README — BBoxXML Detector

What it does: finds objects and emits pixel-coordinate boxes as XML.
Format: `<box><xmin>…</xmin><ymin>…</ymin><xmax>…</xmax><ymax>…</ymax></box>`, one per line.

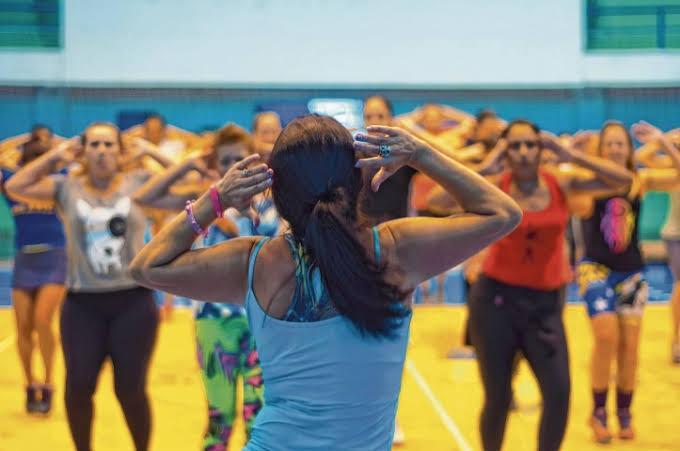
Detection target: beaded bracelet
<box><xmin>209</xmin><ymin>185</ymin><xmax>224</xmax><ymax>218</ymax></box>
<box><xmin>185</xmin><ymin>200</ymin><xmax>208</xmax><ymax>237</ymax></box>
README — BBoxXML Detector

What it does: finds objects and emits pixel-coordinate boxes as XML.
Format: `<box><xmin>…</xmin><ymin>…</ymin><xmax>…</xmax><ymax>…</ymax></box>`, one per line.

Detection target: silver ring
<box><xmin>242</xmin><ymin>169</ymin><xmax>251</xmax><ymax>177</ymax></box>
<box><xmin>379</xmin><ymin>144</ymin><xmax>391</xmax><ymax>158</ymax></box>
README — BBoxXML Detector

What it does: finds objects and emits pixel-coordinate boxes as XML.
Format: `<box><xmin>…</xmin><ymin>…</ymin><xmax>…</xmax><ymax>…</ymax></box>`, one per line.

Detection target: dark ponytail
<box><xmin>270</xmin><ymin>114</ymin><xmax>407</xmax><ymax>337</ymax></box>
<box><xmin>303</xmin><ymin>187</ymin><xmax>406</xmax><ymax>337</ymax></box>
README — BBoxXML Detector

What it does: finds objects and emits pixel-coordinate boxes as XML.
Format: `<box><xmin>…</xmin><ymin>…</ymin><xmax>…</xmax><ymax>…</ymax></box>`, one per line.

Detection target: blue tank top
<box><xmin>1</xmin><ymin>168</ymin><xmax>65</xmax><ymax>251</ymax></box>
<box><xmin>244</xmin><ymin>228</ymin><xmax>412</xmax><ymax>450</ymax></box>
<box><xmin>195</xmin><ymin>205</ymin><xmax>282</xmax><ymax>320</ymax></box>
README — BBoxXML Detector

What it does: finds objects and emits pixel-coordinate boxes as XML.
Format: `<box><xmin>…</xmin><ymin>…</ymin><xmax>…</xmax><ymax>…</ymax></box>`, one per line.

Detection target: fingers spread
<box><xmin>354</xmin><ymin>133</ymin><xmax>386</xmax><ymax>145</ymax></box>
<box><xmin>235</xmin><ymin>154</ymin><xmax>261</xmax><ymax>169</ymax></box>
<box><xmin>241</xmin><ymin>178</ymin><xmax>273</xmax><ymax>199</ymax></box>
<box><xmin>353</xmin><ymin>141</ymin><xmax>380</xmax><ymax>155</ymax></box>
<box><xmin>355</xmin><ymin>156</ymin><xmax>386</xmax><ymax>169</ymax></box>
<box><xmin>371</xmin><ymin>167</ymin><xmax>395</xmax><ymax>192</ymax></box>
<box><xmin>245</xmin><ymin>163</ymin><xmax>269</xmax><ymax>175</ymax></box>
<box><xmin>366</xmin><ymin>125</ymin><xmax>400</xmax><ymax>136</ymax></box>
<box><xmin>239</xmin><ymin>169</ymin><xmax>273</xmax><ymax>188</ymax></box>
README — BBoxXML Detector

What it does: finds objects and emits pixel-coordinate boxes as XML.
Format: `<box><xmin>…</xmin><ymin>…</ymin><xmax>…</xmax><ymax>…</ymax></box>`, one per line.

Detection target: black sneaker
<box><xmin>36</xmin><ymin>385</ymin><xmax>53</xmax><ymax>414</ymax></box>
<box><xmin>26</xmin><ymin>385</ymin><xmax>40</xmax><ymax>413</ymax></box>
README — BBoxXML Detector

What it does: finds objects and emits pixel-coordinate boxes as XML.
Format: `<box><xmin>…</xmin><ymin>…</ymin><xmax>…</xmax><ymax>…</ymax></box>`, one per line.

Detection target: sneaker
<box><xmin>618</xmin><ymin>409</ymin><xmax>635</xmax><ymax>440</ymax></box>
<box><xmin>589</xmin><ymin>408</ymin><xmax>612</xmax><ymax>444</ymax></box>
<box><xmin>393</xmin><ymin>421</ymin><xmax>405</xmax><ymax>446</ymax></box>
<box><xmin>36</xmin><ymin>385</ymin><xmax>53</xmax><ymax>414</ymax></box>
<box><xmin>25</xmin><ymin>385</ymin><xmax>40</xmax><ymax>414</ymax></box>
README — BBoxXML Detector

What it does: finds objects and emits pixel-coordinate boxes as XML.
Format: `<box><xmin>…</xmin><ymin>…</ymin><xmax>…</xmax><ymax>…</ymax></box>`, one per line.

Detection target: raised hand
<box><xmin>51</xmin><ymin>137</ymin><xmax>82</xmax><ymax>164</ymax></box>
<box><xmin>353</xmin><ymin>125</ymin><xmax>426</xmax><ymax>192</ymax></box>
<box><xmin>541</xmin><ymin>131</ymin><xmax>574</xmax><ymax>162</ymax></box>
<box><xmin>631</xmin><ymin>121</ymin><xmax>664</xmax><ymax>144</ymax></box>
<box><xmin>214</xmin><ymin>154</ymin><xmax>273</xmax><ymax>212</ymax></box>
<box><xmin>130</xmin><ymin>137</ymin><xmax>158</xmax><ymax>157</ymax></box>
<box><xmin>570</xmin><ymin>130</ymin><xmax>596</xmax><ymax>152</ymax></box>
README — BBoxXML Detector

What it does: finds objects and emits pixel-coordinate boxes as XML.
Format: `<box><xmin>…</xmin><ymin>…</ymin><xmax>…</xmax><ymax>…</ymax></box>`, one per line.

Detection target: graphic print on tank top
<box><xmin>75</xmin><ymin>197</ymin><xmax>130</xmax><ymax>275</ymax></box>
<box><xmin>600</xmin><ymin>197</ymin><xmax>635</xmax><ymax>254</ymax></box>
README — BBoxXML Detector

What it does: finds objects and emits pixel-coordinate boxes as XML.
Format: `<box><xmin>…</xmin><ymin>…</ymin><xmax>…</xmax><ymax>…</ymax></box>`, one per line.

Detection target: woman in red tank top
<box><xmin>468</xmin><ymin>120</ymin><xmax>634</xmax><ymax>451</ymax></box>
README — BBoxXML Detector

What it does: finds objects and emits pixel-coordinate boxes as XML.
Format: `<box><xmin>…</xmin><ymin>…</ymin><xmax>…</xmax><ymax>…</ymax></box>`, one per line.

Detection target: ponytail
<box><xmin>269</xmin><ymin>114</ymin><xmax>408</xmax><ymax>338</ymax></box>
<box><xmin>302</xmin><ymin>187</ymin><xmax>407</xmax><ymax>337</ymax></box>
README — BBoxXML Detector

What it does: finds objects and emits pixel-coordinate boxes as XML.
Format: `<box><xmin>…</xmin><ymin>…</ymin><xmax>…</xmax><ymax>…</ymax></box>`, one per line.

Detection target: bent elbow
<box><xmin>499</xmin><ymin>203</ymin><xmax>523</xmax><ymax>235</ymax></box>
<box><xmin>4</xmin><ymin>179</ymin><xmax>20</xmax><ymax>199</ymax></box>
<box><xmin>128</xmin><ymin>257</ymin><xmax>149</xmax><ymax>286</ymax></box>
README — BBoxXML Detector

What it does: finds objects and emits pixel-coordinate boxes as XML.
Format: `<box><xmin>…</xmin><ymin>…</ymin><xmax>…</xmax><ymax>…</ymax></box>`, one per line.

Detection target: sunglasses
<box><xmin>89</xmin><ymin>141</ymin><xmax>116</xmax><ymax>148</ymax></box>
<box><xmin>507</xmin><ymin>140</ymin><xmax>539</xmax><ymax>151</ymax></box>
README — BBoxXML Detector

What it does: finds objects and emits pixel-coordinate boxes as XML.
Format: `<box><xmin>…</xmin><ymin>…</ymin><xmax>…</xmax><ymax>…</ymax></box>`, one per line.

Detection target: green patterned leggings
<box><xmin>195</xmin><ymin>314</ymin><xmax>264</xmax><ymax>450</ymax></box>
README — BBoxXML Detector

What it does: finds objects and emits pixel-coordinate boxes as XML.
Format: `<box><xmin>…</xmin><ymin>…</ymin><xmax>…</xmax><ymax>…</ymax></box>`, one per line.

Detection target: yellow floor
<box><xmin>1</xmin><ymin>304</ymin><xmax>679</xmax><ymax>451</ymax></box>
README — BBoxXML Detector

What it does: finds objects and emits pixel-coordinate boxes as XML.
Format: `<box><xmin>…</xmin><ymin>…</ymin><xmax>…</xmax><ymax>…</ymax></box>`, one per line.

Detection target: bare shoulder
<box><xmin>252</xmin><ymin>235</ymin><xmax>297</xmax><ymax>318</ymax></box>
<box><xmin>373</xmin><ymin>222</ymin><xmax>412</xmax><ymax>291</ymax></box>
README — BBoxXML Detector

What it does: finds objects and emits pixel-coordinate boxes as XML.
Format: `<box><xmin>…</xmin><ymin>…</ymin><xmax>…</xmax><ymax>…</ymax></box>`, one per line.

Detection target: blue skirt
<box><xmin>12</xmin><ymin>247</ymin><xmax>67</xmax><ymax>289</ymax></box>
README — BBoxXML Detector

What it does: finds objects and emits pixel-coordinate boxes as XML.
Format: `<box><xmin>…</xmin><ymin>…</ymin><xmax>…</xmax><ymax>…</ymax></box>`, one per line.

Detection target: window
<box><xmin>0</xmin><ymin>0</ymin><xmax>61</xmax><ymax>48</ymax></box>
<box><xmin>307</xmin><ymin>98</ymin><xmax>363</xmax><ymax>130</ymax></box>
<box><xmin>586</xmin><ymin>0</ymin><xmax>680</xmax><ymax>50</ymax></box>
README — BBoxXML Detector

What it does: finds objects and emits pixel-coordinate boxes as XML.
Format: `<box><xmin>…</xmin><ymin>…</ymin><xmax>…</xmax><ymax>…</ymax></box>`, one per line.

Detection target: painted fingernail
<box><xmin>355</xmin><ymin>134</ymin><xmax>364</xmax><ymax>141</ymax></box>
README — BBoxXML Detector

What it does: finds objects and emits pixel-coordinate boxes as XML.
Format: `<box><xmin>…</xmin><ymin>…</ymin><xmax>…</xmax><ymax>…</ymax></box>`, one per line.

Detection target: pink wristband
<box><xmin>185</xmin><ymin>200</ymin><xmax>208</xmax><ymax>237</ymax></box>
<box><xmin>209</xmin><ymin>185</ymin><xmax>224</xmax><ymax>218</ymax></box>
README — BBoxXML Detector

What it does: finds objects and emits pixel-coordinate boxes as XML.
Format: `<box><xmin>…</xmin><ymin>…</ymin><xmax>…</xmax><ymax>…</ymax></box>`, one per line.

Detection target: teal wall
<box><xmin>1</xmin><ymin>86</ymin><xmax>679</xmax><ymax>139</ymax></box>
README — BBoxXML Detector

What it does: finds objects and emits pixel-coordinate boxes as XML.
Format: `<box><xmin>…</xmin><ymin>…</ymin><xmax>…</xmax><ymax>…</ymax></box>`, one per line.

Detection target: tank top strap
<box><xmin>247</xmin><ymin>237</ymin><xmax>270</xmax><ymax>292</ymax></box>
<box><xmin>540</xmin><ymin>170</ymin><xmax>567</xmax><ymax>208</ymax></box>
<box><xmin>372</xmin><ymin>226</ymin><xmax>381</xmax><ymax>264</ymax></box>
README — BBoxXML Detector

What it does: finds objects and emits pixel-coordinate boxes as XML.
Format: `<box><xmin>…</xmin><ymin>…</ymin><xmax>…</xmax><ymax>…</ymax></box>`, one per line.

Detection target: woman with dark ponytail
<box><xmin>130</xmin><ymin>114</ymin><xmax>522</xmax><ymax>450</ymax></box>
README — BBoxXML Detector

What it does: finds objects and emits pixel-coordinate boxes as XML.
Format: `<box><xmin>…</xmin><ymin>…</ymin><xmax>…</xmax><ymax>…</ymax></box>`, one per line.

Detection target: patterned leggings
<box><xmin>195</xmin><ymin>314</ymin><xmax>264</xmax><ymax>450</ymax></box>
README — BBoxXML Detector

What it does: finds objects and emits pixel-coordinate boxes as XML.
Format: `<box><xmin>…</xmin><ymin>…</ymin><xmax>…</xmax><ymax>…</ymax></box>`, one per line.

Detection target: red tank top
<box><xmin>483</xmin><ymin>171</ymin><xmax>570</xmax><ymax>291</ymax></box>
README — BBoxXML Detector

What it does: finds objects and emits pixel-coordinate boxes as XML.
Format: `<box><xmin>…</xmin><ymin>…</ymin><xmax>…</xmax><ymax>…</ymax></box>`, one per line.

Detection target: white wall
<box><xmin>0</xmin><ymin>0</ymin><xmax>678</xmax><ymax>87</ymax></box>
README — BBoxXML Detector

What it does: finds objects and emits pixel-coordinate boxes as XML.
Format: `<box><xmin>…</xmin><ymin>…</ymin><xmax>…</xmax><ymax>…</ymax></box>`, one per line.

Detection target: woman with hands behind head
<box><xmin>447</xmin><ymin>120</ymin><xmax>633</xmax><ymax>451</ymax></box>
<box><xmin>130</xmin><ymin>114</ymin><xmax>521</xmax><ymax>450</ymax></box>
<box><xmin>5</xmin><ymin>122</ymin><xmax>167</xmax><ymax>451</ymax></box>
<box><xmin>133</xmin><ymin>124</ymin><xmax>271</xmax><ymax>450</ymax></box>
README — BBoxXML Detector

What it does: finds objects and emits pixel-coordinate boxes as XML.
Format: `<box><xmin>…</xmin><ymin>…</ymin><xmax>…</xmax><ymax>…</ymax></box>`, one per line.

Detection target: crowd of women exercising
<box><xmin>1</xmin><ymin>97</ymin><xmax>679</xmax><ymax>451</ymax></box>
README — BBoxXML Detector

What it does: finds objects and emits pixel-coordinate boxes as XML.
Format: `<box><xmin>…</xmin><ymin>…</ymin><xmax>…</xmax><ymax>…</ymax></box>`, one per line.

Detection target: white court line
<box><xmin>0</xmin><ymin>333</ymin><xmax>16</xmax><ymax>353</ymax></box>
<box><xmin>405</xmin><ymin>358</ymin><xmax>472</xmax><ymax>451</ymax></box>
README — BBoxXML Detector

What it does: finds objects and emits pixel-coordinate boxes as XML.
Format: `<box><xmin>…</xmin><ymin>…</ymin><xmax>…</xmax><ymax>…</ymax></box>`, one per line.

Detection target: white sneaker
<box><xmin>393</xmin><ymin>421</ymin><xmax>405</xmax><ymax>446</ymax></box>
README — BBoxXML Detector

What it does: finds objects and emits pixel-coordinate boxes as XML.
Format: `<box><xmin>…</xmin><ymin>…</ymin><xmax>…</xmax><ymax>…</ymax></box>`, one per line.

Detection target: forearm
<box><xmin>5</xmin><ymin>151</ymin><xmax>59</xmax><ymax>195</ymax></box>
<box><xmin>412</xmin><ymin>146</ymin><xmax>515</xmax><ymax>216</ymax></box>
<box><xmin>133</xmin><ymin>161</ymin><xmax>194</xmax><ymax>205</ymax></box>
<box><xmin>439</xmin><ymin>105</ymin><xmax>475</xmax><ymax>123</ymax></box>
<box><xmin>425</xmin><ymin>186</ymin><xmax>461</xmax><ymax>215</ymax></box>
<box><xmin>570</xmin><ymin>150</ymin><xmax>633</xmax><ymax>185</ymax></box>
<box><xmin>635</xmin><ymin>142</ymin><xmax>664</xmax><ymax>168</ymax></box>
<box><xmin>134</xmin><ymin>191</ymin><xmax>215</xmax><ymax>275</ymax></box>
<box><xmin>143</xmin><ymin>148</ymin><xmax>174</xmax><ymax>169</ymax></box>
<box><xmin>473</xmin><ymin>146</ymin><xmax>505</xmax><ymax>175</ymax></box>
<box><xmin>0</xmin><ymin>133</ymin><xmax>29</xmax><ymax>150</ymax></box>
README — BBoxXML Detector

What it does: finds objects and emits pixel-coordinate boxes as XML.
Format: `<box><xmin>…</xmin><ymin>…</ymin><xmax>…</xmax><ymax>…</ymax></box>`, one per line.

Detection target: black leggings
<box><xmin>60</xmin><ymin>287</ymin><xmax>159</xmax><ymax>451</ymax></box>
<box><xmin>469</xmin><ymin>275</ymin><xmax>570</xmax><ymax>451</ymax></box>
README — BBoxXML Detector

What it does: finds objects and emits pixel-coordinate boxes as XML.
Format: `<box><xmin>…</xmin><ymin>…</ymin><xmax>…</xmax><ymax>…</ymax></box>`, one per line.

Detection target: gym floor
<box><xmin>0</xmin><ymin>304</ymin><xmax>678</xmax><ymax>450</ymax></box>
